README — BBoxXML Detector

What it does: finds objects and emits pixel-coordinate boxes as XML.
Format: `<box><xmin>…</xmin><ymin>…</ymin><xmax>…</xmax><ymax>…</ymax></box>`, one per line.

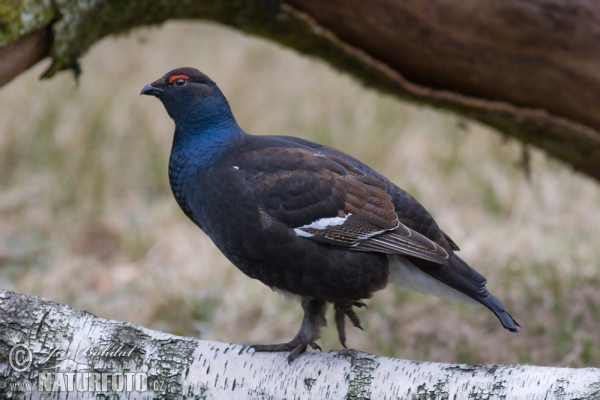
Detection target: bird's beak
<box><xmin>140</xmin><ymin>83</ymin><xmax>163</xmax><ymax>97</ymax></box>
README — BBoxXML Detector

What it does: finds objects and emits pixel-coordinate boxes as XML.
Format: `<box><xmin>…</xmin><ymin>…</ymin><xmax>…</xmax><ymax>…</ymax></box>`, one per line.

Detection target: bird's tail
<box><xmin>393</xmin><ymin>254</ymin><xmax>519</xmax><ymax>332</ymax></box>
<box><xmin>424</xmin><ymin>254</ymin><xmax>519</xmax><ymax>332</ymax></box>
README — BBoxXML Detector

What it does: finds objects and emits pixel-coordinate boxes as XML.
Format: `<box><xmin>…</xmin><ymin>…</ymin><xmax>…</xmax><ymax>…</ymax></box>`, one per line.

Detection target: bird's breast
<box><xmin>167</xmin><ymin>153</ymin><xmax>390</xmax><ymax>302</ymax></box>
<box><xmin>168</xmin><ymin>152</ymin><xmax>202</xmax><ymax>222</ymax></box>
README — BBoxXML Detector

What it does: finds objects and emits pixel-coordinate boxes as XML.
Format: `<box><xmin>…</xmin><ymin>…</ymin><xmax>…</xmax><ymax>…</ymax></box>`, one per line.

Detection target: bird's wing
<box><xmin>236</xmin><ymin>145</ymin><xmax>449</xmax><ymax>265</ymax></box>
<box><xmin>280</xmin><ymin>136</ymin><xmax>460</xmax><ymax>252</ymax></box>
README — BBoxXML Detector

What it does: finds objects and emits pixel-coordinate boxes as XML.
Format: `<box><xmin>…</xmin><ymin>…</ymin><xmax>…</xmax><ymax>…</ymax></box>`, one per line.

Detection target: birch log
<box><xmin>1</xmin><ymin>290</ymin><xmax>599</xmax><ymax>399</ymax></box>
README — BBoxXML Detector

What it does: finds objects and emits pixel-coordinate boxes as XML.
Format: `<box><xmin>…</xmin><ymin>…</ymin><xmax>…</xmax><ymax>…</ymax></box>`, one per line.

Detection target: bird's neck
<box><xmin>168</xmin><ymin>117</ymin><xmax>246</xmax><ymax>218</ymax></box>
<box><xmin>171</xmin><ymin>106</ymin><xmax>245</xmax><ymax>168</ymax></box>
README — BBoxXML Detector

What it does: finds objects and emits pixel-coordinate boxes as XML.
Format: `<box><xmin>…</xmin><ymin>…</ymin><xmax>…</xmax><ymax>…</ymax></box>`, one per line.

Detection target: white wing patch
<box><xmin>298</xmin><ymin>214</ymin><xmax>352</xmax><ymax>230</ymax></box>
<box><xmin>293</xmin><ymin>214</ymin><xmax>352</xmax><ymax>237</ymax></box>
<box><xmin>293</xmin><ymin>229</ymin><xmax>314</xmax><ymax>238</ymax></box>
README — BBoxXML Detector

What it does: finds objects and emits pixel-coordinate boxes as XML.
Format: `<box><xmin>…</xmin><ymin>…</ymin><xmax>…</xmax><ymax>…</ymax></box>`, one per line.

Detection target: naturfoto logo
<box><xmin>7</xmin><ymin>343</ymin><xmax>164</xmax><ymax>393</ymax></box>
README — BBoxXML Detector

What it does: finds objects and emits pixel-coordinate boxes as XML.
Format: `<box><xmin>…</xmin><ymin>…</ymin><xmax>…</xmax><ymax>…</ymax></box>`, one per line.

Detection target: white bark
<box><xmin>1</xmin><ymin>289</ymin><xmax>599</xmax><ymax>399</ymax></box>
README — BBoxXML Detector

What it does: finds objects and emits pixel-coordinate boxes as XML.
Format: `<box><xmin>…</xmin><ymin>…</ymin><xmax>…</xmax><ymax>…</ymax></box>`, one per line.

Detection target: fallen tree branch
<box><xmin>1</xmin><ymin>1</ymin><xmax>600</xmax><ymax>181</ymax></box>
<box><xmin>0</xmin><ymin>27</ymin><xmax>52</xmax><ymax>87</ymax></box>
<box><xmin>1</xmin><ymin>289</ymin><xmax>599</xmax><ymax>399</ymax></box>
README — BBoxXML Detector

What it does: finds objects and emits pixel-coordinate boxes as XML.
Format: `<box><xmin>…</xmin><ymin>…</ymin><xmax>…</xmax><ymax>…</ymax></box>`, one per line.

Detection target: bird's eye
<box><xmin>168</xmin><ymin>74</ymin><xmax>189</xmax><ymax>86</ymax></box>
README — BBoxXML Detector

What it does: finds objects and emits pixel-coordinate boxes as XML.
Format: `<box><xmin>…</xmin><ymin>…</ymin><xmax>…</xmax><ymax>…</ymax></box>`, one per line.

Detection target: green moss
<box><xmin>3</xmin><ymin>0</ymin><xmax>599</xmax><ymax>180</ymax></box>
<box><xmin>0</xmin><ymin>0</ymin><xmax>24</xmax><ymax>44</ymax></box>
<box><xmin>0</xmin><ymin>0</ymin><xmax>56</xmax><ymax>45</ymax></box>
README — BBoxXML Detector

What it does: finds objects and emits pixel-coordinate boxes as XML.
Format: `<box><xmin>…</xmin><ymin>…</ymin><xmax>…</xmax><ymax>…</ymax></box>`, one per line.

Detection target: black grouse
<box><xmin>141</xmin><ymin>67</ymin><xmax>518</xmax><ymax>362</ymax></box>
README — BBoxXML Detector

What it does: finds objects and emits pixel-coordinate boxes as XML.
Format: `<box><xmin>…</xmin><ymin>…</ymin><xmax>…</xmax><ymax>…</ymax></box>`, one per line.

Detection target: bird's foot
<box><xmin>252</xmin><ymin>337</ymin><xmax>322</xmax><ymax>363</ymax></box>
<box><xmin>334</xmin><ymin>302</ymin><xmax>365</xmax><ymax>349</ymax></box>
<box><xmin>252</xmin><ymin>297</ymin><xmax>327</xmax><ymax>363</ymax></box>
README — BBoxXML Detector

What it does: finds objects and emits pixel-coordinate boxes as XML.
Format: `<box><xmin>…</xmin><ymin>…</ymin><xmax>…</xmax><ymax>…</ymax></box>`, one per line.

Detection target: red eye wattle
<box><xmin>169</xmin><ymin>74</ymin><xmax>189</xmax><ymax>84</ymax></box>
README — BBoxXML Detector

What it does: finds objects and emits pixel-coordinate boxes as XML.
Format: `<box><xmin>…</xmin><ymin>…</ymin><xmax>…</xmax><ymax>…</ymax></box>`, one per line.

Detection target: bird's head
<box><xmin>141</xmin><ymin>67</ymin><xmax>237</xmax><ymax>131</ymax></box>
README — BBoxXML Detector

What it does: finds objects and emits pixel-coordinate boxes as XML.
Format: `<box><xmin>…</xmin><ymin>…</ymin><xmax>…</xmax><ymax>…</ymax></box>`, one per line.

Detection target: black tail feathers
<box><xmin>410</xmin><ymin>254</ymin><xmax>520</xmax><ymax>332</ymax></box>
<box><xmin>478</xmin><ymin>293</ymin><xmax>520</xmax><ymax>332</ymax></box>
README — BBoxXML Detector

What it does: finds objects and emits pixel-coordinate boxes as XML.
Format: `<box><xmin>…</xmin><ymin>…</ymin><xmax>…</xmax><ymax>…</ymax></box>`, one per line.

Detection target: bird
<box><xmin>141</xmin><ymin>67</ymin><xmax>519</xmax><ymax>362</ymax></box>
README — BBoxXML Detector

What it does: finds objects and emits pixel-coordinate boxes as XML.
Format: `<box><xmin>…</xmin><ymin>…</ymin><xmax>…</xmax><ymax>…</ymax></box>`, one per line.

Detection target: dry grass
<box><xmin>1</xmin><ymin>22</ymin><xmax>600</xmax><ymax>367</ymax></box>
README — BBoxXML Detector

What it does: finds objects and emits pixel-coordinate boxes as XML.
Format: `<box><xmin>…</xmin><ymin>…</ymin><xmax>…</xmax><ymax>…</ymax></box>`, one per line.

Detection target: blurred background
<box><xmin>1</xmin><ymin>22</ymin><xmax>599</xmax><ymax>367</ymax></box>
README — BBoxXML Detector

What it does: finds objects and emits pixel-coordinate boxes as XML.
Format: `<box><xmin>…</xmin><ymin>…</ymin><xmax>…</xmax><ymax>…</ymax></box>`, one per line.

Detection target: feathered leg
<box><xmin>252</xmin><ymin>297</ymin><xmax>326</xmax><ymax>363</ymax></box>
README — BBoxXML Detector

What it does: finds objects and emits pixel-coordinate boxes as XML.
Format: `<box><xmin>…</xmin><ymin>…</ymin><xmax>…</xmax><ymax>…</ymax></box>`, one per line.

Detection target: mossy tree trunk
<box><xmin>1</xmin><ymin>0</ymin><xmax>600</xmax><ymax>181</ymax></box>
<box><xmin>2</xmin><ymin>290</ymin><xmax>600</xmax><ymax>399</ymax></box>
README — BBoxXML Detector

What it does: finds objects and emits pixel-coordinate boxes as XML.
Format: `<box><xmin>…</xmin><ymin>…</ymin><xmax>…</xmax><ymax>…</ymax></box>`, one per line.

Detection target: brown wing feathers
<box><xmin>294</xmin><ymin>173</ymin><xmax>398</xmax><ymax>244</ymax></box>
<box><xmin>288</xmin><ymin>152</ymin><xmax>449</xmax><ymax>264</ymax></box>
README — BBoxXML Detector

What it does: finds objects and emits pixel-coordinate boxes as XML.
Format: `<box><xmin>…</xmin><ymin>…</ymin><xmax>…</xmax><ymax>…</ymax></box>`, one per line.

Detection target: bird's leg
<box><xmin>334</xmin><ymin>302</ymin><xmax>365</xmax><ymax>349</ymax></box>
<box><xmin>252</xmin><ymin>297</ymin><xmax>326</xmax><ymax>363</ymax></box>
<box><xmin>334</xmin><ymin>304</ymin><xmax>348</xmax><ymax>349</ymax></box>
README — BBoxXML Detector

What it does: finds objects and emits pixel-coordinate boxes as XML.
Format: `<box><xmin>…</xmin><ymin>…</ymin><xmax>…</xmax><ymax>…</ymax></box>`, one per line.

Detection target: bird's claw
<box><xmin>334</xmin><ymin>302</ymin><xmax>366</xmax><ymax>348</ymax></box>
<box><xmin>251</xmin><ymin>337</ymin><xmax>322</xmax><ymax>363</ymax></box>
<box><xmin>308</xmin><ymin>341</ymin><xmax>322</xmax><ymax>351</ymax></box>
